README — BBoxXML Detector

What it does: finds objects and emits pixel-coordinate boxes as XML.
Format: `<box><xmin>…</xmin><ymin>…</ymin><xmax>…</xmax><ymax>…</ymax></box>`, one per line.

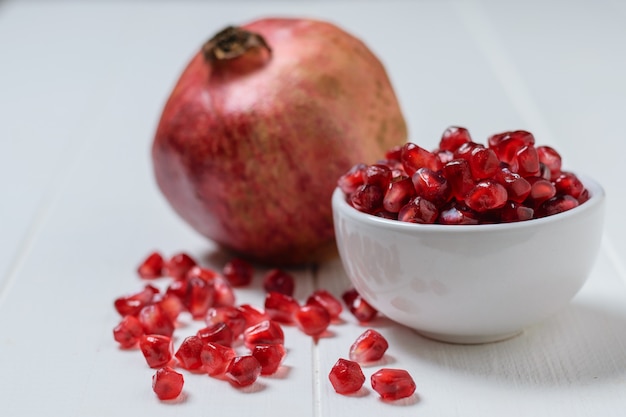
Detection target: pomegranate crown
<box><xmin>202</xmin><ymin>26</ymin><xmax>272</xmax><ymax>62</ymax></box>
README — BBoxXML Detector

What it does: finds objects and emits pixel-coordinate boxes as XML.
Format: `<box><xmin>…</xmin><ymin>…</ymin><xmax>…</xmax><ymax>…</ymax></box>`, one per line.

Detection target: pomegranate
<box><xmin>152</xmin><ymin>18</ymin><xmax>407</xmax><ymax>265</ymax></box>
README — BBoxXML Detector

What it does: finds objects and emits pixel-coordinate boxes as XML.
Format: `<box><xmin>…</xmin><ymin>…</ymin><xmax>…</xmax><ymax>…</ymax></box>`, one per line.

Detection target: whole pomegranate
<box><xmin>152</xmin><ymin>18</ymin><xmax>407</xmax><ymax>265</ymax></box>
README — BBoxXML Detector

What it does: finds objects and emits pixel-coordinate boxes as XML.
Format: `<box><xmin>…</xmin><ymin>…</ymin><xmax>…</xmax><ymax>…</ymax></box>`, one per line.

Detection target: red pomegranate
<box><xmin>152</xmin><ymin>18</ymin><xmax>407</xmax><ymax>265</ymax></box>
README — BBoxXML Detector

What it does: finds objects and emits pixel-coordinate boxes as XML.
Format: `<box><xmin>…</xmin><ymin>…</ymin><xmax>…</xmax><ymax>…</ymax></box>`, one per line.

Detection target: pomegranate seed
<box><xmin>370</xmin><ymin>368</ymin><xmax>417</xmax><ymax>401</ymax></box>
<box><xmin>554</xmin><ymin>171</ymin><xmax>585</xmax><ymax>199</ymax></box>
<box><xmin>438</xmin><ymin>203</ymin><xmax>479</xmax><ymax>225</ymax></box>
<box><xmin>186</xmin><ymin>265</ymin><xmax>218</xmax><ymax>283</ymax></box>
<box><xmin>264</xmin><ymin>291</ymin><xmax>300</xmax><ymax>324</ymax></box>
<box><xmin>384</xmin><ymin>145</ymin><xmax>403</xmax><ymax>161</ymax></box>
<box><xmin>139</xmin><ymin>334</ymin><xmax>173</xmax><ymax>368</ymax></box>
<box><xmin>383</xmin><ymin>176</ymin><xmax>415</xmax><ymax>213</ymax></box>
<box><xmin>350</xmin><ymin>183</ymin><xmax>385</xmax><ymax>214</ymax></box>
<box><xmin>183</xmin><ymin>272</ymin><xmax>215</xmax><ymax>319</ymax></box>
<box><xmin>205</xmin><ymin>306</ymin><xmax>247</xmax><ymax>339</ymax></box>
<box><xmin>243</xmin><ymin>320</ymin><xmax>285</xmax><ymax>350</ymax></box>
<box><xmin>155</xmin><ymin>293</ymin><xmax>185</xmax><ymax>322</ymax></box>
<box><xmin>225</xmin><ymin>356</ymin><xmax>262</xmax><ymax>388</ymax></box>
<box><xmin>513</xmin><ymin>145</ymin><xmax>541</xmax><ymax>177</ymax></box>
<box><xmin>338</xmin><ymin>163</ymin><xmax>366</xmax><ymax>195</ymax></box>
<box><xmin>201</xmin><ymin>342</ymin><xmax>236</xmax><ymax>376</ymax></box>
<box><xmin>212</xmin><ymin>275</ymin><xmax>236</xmax><ymax>307</ymax></box>
<box><xmin>222</xmin><ymin>258</ymin><xmax>254</xmax><ymax>287</ymax></box>
<box><xmin>114</xmin><ymin>285</ymin><xmax>159</xmax><ymax>317</ymax></box>
<box><xmin>164</xmin><ymin>252</ymin><xmax>197</xmax><ymax>280</ymax></box>
<box><xmin>442</xmin><ymin>159</ymin><xmax>474</xmax><ymax>201</ymax></box>
<box><xmin>397</xmin><ymin>197</ymin><xmax>438</xmax><ymax>224</ymax></box>
<box><xmin>174</xmin><ymin>335</ymin><xmax>204</xmax><ymax>370</ymax></box>
<box><xmin>197</xmin><ymin>322</ymin><xmax>234</xmax><ymax>346</ymax></box>
<box><xmin>262</xmin><ymin>269</ymin><xmax>295</xmax><ymax>296</ymax></box>
<box><xmin>251</xmin><ymin>344</ymin><xmax>286</xmax><ymax>376</ymax></box>
<box><xmin>237</xmin><ymin>304</ymin><xmax>270</xmax><ymax>328</ymax></box>
<box><xmin>494</xmin><ymin>166</ymin><xmax>531</xmax><ymax>203</ymax></box>
<box><xmin>306</xmin><ymin>289</ymin><xmax>343</xmax><ymax>320</ymax></box>
<box><xmin>165</xmin><ymin>279</ymin><xmax>188</xmax><ymax>303</ymax></box>
<box><xmin>364</xmin><ymin>163</ymin><xmax>393</xmax><ymax>190</ymax></box>
<box><xmin>439</xmin><ymin>126</ymin><xmax>472</xmax><ymax>152</ymax></box>
<box><xmin>137</xmin><ymin>251</ymin><xmax>165</xmax><ymax>279</ymax></box>
<box><xmin>328</xmin><ymin>358</ymin><xmax>365</xmax><ymax>395</ymax></box>
<box><xmin>453</xmin><ymin>141</ymin><xmax>481</xmax><ymax>161</ymax></box>
<box><xmin>464</xmin><ymin>180</ymin><xmax>508</xmax><ymax>212</ymax></box>
<box><xmin>539</xmin><ymin>195</ymin><xmax>579</xmax><ymax>217</ymax></box>
<box><xmin>526</xmin><ymin>176</ymin><xmax>557</xmax><ymax>205</ymax></box>
<box><xmin>468</xmin><ymin>146</ymin><xmax>499</xmax><ymax>180</ymax></box>
<box><xmin>488</xmin><ymin>130</ymin><xmax>535</xmax><ymax>164</ymax></box>
<box><xmin>401</xmin><ymin>142</ymin><xmax>442</xmax><ymax>175</ymax></box>
<box><xmin>500</xmin><ymin>201</ymin><xmax>534</xmax><ymax>223</ymax></box>
<box><xmin>342</xmin><ymin>289</ymin><xmax>378</xmax><ymax>323</ymax></box>
<box><xmin>113</xmin><ymin>315</ymin><xmax>144</xmax><ymax>348</ymax></box>
<box><xmin>294</xmin><ymin>304</ymin><xmax>331</xmax><ymax>336</ymax></box>
<box><xmin>152</xmin><ymin>367</ymin><xmax>184</xmax><ymax>401</ymax></box>
<box><xmin>536</xmin><ymin>145</ymin><xmax>562</xmax><ymax>180</ymax></box>
<box><xmin>349</xmin><ymin>329</ymin><xmax>389</xmax><ymax>363</ymax></box>
<box><xmin>138</xmin><ymin>304</ymin><xmax>175</xmax><ymax>337</ymax></box>
<box><xmin>436</xmin><ymin>149</ymin><xmax>454</xmax><ymax>164</ymax></box>
<box><xmin>411</xmin><ymin>168</ymin><xmax>451</xmax><ymax>207</ymax></box>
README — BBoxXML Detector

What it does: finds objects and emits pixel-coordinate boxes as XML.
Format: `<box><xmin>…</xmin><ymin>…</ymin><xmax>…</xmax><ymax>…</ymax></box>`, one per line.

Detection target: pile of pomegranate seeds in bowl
<box><xmin>338</xmin><ymin>126</ymin><xmax>589</xmax><ymax>224</ymax></box>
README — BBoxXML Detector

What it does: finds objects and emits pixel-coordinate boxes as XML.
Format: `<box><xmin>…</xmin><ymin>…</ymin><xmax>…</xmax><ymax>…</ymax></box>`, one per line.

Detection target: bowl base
<box><xmin>415</xmin><ymin>329</ymin><xmax>523</xmax><ymax>344</ymax></box>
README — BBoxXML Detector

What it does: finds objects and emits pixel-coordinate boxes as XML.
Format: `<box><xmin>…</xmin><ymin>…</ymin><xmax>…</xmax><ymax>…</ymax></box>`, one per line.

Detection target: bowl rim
<box><xmin>332</xmin><ymin>173</ymin><xmax>605</xmax><ymax>234</ymax></box>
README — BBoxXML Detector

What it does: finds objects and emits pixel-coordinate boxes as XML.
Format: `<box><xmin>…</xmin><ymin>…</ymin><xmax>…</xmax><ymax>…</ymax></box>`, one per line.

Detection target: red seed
<box><xmin>264</xmin><ymin>291</ymin><xmax>300</xmax><ymax>324</ymax></box>
<box><xmin>262</xmin><ymin>269</ymin><xmax>295</xmax><ymax>296</ymax></box>
<box><xmin>370</xmin><ymin>368</ymin><xmax>416</xmax><ymax>401</ymax></box>
<box><xmin>251</xmin><ymin>344</ymin><xmax>286</xmax><ymax>376</ymax></box>
<box><xmin>554</xmin><ymin>171</ymin><xmax>585</xmax><ymax>199</ymax></box>
<box><xmin>539</xmin><ymin>195</ymin><xmax>579</xmax><ymax>217</ymax></box>
<box><xmin>237</xmin><ymin>304</ymin><xmax>270</xmax><ymax>328</ymax></box>
<box><xmin>329</xmin><ymin>358</ymin><xmax>365</xmax><ymax>395</ymax></box>
<box><xmin>442</xmin><ymin>159</ymin><xmax>474</xmax><ymax>201</ymax></box>
<box><xmin>113</xmin><ymin>315</ymin><xmax>144</xmax><ymax>348</ymax></box>
<box><xmin>211</xmin><ymin>275</ymin><xmax>236</xmax><ymax>307</ymax></box>
<box><xmin>364</xmin><ymin>163</ymin><xmax>393</xmax><ymax>190</ymax></box>
<box><xmin>140</xmin><ymin>334</ymin><xmax>173</xmax><ymax>369</ymax></box>
<box><xmin>294</xmin><ymin>304</ymin><xmax>331</xmax><ymax>336</ymax></box>
<box><xmin>401</xmin><ymin>142</ymin><xmax>442</xmax><ymax>175</ymax></box>
<box><xmin>225</xmin><ymin>356</ymin><xmax>262</xmax><ymax>388</ymax></box>
<box><xmin>137</xmin><ymin>251</ymin><xmax>165</xmax><ymax>279</ymax></box>
<box><xmin>350</xmin><ymin>183</ymin><xmax>385</xmax><ymax>214</ymax></box>
<box><xmin>196</xmin><ymin>322</ymin><xmax>234</xmax><ymax>347</ymax></box>
<box><xmin>349</xmin><ymin>329</ymin><xmax>389</xmax><ymax>364</ymax></box>
<box><xmin>439</xmin><ymin>126</ymin><xmax>472</xmax><ymax>152</ymax></box>
<box><xmin>222</xmin><ymin>258</ymin><xmax>254</xmax><ymax>287</ymax></box>
<box><xmin>438</xmin><ymin>203</ymin><xmax>480</xmax><ymax>225</ymax></box>
<box><xmin>513</xmin><ymin>145</ymin><xmax>541</xmax><ymax>177</ymax></box>
<box><xmin>464</xmin><ymin>180</ymin><xmax>508</xmax><ymax>213</ymax></box>
<box><xmin>468</xmin><ymin>146</ymin><xmax>499</xmax><ymax>180</ymax></box>
<box><xmin>138</xmin><ymin>304</ymin><xmax>175</xmax><ymax>337</ymax></box>
<box><xmin>201</xmin><ymin>342</ymin><xmax>236</xmax><ymax>376</ymax></box>
<box><xmin>494</xmin><ymin>166</ymin><xmax>531</xmax><ymax>203</ymax></box>
<box><xmin>184</xmin><ymin>273</ymin><xmax>215</xmax><ymax>319</ymax></box>
<box><xmin>155</xmin><ymin>293</ymin><xmax>185</xmax><ymax>322</ymax></box>
<box><xmin>500</xmin><ymin>201</ymin><xmax>534</xmax><ymax>223</ymax></box>
<box><xmin>526</xmin><ymin>176</ymin><xmax>557</xmax><ymax>205</ymax></box>
<box><xmin>152</xmin><ymin>367</ymin><xmax>184</xmax><ymax>401</ymax></box>
<box><xmin>174</xmin><ymin>335</ymin><xmax>204</xmax><ymax>370</ymax></box>
<box><xmin>384</xmin><ymin>145</ymin><xmax>403</xmax><ymax>161</ymax></box>
<box><xmin>338</xmin><ymin>163</ymin><xmax>367</xmax><ymax>195</ymax></box>
<box><xmin>205</xmin><ymin>306</ymin><xmax>247</xmax><ymax>339</ymax></box>
<box><xmin>243</xmin><ymin>320</ymin><xmax>285</xmax><ymax>350</ymax></box>
<box><xmin>114</xmin><ymin>285</ymin><xmax>159</xmax><ymax>317</ymax></box>
<box><xmin>305</xmin><ymin>289</ymin><xmax>343</xmax><ymax>320</ymax></box>
<box><xmin>342</xmin><ymin>289</ymin><xmax>378</xmax><ymax>323</ymax></box>
<box><xmin>164</xmin><ymin>252</ymin><xmax>197</xmax><ymax>280</ymax></box>
<box><xmin>488</xmin><ymin>130</ymin><xmax>535</xmax><ymax>164</ymax></box>
<box><xmin>383</xmin><ymin>176</ymin><xmax>416</xmax><ymax>213</ymax></box>
<box><xmin>397</xmin><ymin>197</ymin><xmax>439</xmax><ymax>224</ymax></box>
<box><xmin>536</xmin><ymin>145</ymin><xmax>562</xmax><ymax>180</ymax></box>
<box><xmin>411</xmin><ymin>168</ymin><xmax>451</xmax><ymax>207</ymax></box>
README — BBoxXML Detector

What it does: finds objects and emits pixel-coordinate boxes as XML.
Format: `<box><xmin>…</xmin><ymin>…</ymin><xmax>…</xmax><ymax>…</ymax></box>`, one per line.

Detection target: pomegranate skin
<box><xmin>152</xmin><ymin>18</ymin><xmax>407</xmax><ymax>265</ymax></box>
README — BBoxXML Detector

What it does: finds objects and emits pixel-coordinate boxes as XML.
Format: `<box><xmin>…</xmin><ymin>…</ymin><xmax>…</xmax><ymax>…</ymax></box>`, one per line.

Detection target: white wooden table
<box><xmin>2</xmin><ymin>0</ymin><xmax>626</xmax><ymax>415</ymax></box>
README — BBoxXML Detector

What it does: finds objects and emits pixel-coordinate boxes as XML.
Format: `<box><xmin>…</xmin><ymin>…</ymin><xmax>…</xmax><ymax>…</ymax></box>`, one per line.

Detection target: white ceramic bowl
<box><xmin>332</xmin><ymin>174</ymin><xmax>605</xmax><ymax>344</ymax></box>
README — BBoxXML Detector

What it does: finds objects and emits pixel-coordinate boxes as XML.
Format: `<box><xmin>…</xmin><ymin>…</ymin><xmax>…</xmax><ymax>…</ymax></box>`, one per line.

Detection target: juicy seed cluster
<box><xmin>338</xmin><ymin>126</ymin><xmax>589</xmax><ymax>224</ymax></box>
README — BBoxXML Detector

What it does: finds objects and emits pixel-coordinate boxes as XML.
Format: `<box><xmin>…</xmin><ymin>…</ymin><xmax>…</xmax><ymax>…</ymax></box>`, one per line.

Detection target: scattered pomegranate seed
<box><xmin>328</xmin><ymin>358</ymin><xmax>365</xmax><ymax>394</ymax></box>
<box><xmin>165</xmin><ymin>252</ymin><xmax>197</xmax><ymax>280</ymax></box>
<box><xmin>152</xmin><ymin>367</ymin><xmax>184</xmax><ymax>401</ymax></box>
<box><xmin>222</xmin><ymin>258</ymin><xmax>254</xmax><ymax>287</ymax></box>
<box><xmin>342</xmin><ymin>288</ymin><xmax>378</xmax><ymax>323</ymax></box>
<box><xmin>225</xmin><ymin>356</ymin><xmax>262</xmax><ymax>388</ymax></box>
<box><xmin>113</xmin><ymin>315</ymin><xmax>144</xmax><ymax>348</ymax></box>
<box><xmin>251</xmin><ymin>344</ymin><xmax>286</xmax><ymax>376</ymax></box>
<box><xmin>138</xmin><ymin>304</ymin><xmax>175</xmax><ymax>337</ymax></box>
<box><xmin>305</xmin><ymin>289</ymin><xmax>343</xmax><ymax>320</ymax></box>
<box><xmin>196</xmin><ymin>322</ymin><xmax>234</xmax><ymax>347</ymax></box>
<box><xmin>137</xmin><ymin>251</ymin><xmax>165</xmax><ymax>279</ymax></box>
<box><xmin>264</xmin><ymin>291</ymin><xmax>300</xmax><ymax>324</ymax></box>
<box><xmin>201</xmin><ymin>342</ymin><xmax>236</xmax><ymax>376</ymax></box>
<box><xmin>237</xmin><ymin>304</ymin><xmax>270</xmax><ymax>328</ymax></box>
<box><xmin>262</xmin><ymin>269</ymin><xmax>295</xmax><ymax>296</ymax></box>
<box><xmin>184</xmin><ymin>273</ymin><xmax>215</xmax><ymax>319</ymax></box>
<box><xmin>205</xmin><ymin>306</ymin><xmax>247</xmax><ymax>339</ymax></box>
<box><xmin>243</xmin><ymin>319</ymin><xmax>285</xmax><ymax>350</ymax></box>
<box><xmin>370</xmin><ymin>368</ymin><xmax>416</xmax><ymax>401</ymax></box>
<box><xmin>349</xmin><ymin>329</ymin><xmax>389</xmax><ymax>363</ymax></box>
<box><xmin>114</xmin><ymin>285</ymin><xmax>159</xmax><ymax>317</ymax></box>
<box><xmin>174</xmin><ymin>335</ymin><xmax>204</xmax><ymax>370</ymax></box>
<box><xmin>294</xmin><ymin>304</ymin><xmax>331</xmax><ymax>336</ymax></box>
<box><xmin>155</xmin><ymin>293</ymin><xmax>185</xmax><ymax>322</ymax></box>
<box><xmin>139</xmin><ymin>334</ymin><xmax>173</xmax><ymax>369</ymax></box>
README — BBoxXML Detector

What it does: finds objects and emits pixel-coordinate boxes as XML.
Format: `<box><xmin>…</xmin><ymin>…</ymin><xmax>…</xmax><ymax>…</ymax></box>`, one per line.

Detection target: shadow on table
<box><xmin>388</xmin><ymin>302</ymin><xmax>626</xmax><ymax>387</ymax></box>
